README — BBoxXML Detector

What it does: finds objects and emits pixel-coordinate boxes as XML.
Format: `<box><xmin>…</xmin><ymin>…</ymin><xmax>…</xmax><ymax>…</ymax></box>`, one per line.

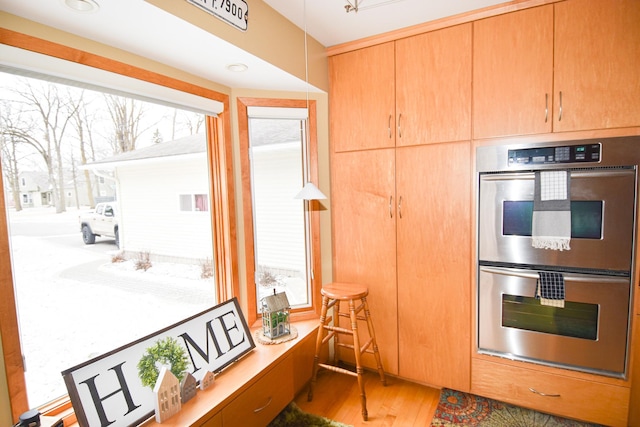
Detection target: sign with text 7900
<box><xmin>187</xmin><ymin>0</ymin><xmax>248</xmax><ymax>32</ymax></box>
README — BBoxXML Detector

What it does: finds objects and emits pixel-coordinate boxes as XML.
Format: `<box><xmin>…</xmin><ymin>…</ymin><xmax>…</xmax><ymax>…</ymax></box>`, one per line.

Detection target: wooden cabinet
<box><xmin>222</xmin><ymin>356</ymin><xmax>293</xmax><ymax>427</ymax></box>
<box><xmin>330</xmin><ymin>24</ymin><xmax>472</xmax><ymax>389</ymax></box>
<box><xmin>395</xmin><ymin>24</ymin><xmax>471</xmax><ymax>146</ymax></box>
<box><xmin>473</xmin><ymin>0</ymin><xmax>640</xmax><ymax>139</ymax></box>
<box><xmin>472</xmin><ymin>358</ymin><xmax>630</xmax><ymax>426</ymax></box>
<box><xmin>473</xmin><ymin>5</ymin><xmax>554</xmax><ymax>138</ymax></box>
<box><xmin>553</xmin><ymin>0</ymin><xmax>640</xmax><ymax>132</ymax></box>
<box><xmin>330</xmin><ymin>24</ymin><xmax>471</xmax><ymax>152</ymax></box>
<box><xmin>396</xmin><ymin>142</ymin><xmax>471</xmax><ymax>391</ymax></box>
<box><xmin>329</xmin><ymin>42</ymin><xmax>395</xmax><ymax>153</ymax></box>
<box><xmin>331</xmin><ymin>149</ymin><xmax>398</xmax><ymax>374</ymax></box>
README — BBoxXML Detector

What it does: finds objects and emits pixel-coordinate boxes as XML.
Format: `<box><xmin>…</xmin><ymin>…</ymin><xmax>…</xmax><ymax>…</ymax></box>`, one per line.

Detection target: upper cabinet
<box><xmin>330</xmin><ymin>24</ymin><xmax>471</xmax><ymax>152</ymax></box>
<box><xmin>396</xmin><ymin>24</ymin><xmax>472</xmax><ymax>147</ymax></box>
<box><xmin>329</xmin><ymin>42</ymin><xmax>395</xmax><ymax>152</ymax></box>
<box><xmin>554</xmin><ymin>0</ymin><xmax>640</xmax><ymax>133</ymax></box>
<box><xmin>473</xmin><ymin>5</ymin><xmax>554</xmax><ymax>139</ymax></box>
<box><xmin>473</xmin><ymin>0</ymin><xmax>640</xmax><ymax>140</ymax></box>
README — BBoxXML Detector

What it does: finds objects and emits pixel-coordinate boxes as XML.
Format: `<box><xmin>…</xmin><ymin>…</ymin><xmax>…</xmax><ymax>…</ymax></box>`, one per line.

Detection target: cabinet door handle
<box><xmin>544</xmin><ymin>93</ymin><xmax>549</xmax><ymax>123</ymax></box>
<box><xmin>253</xmin><ymin>396</ymin><xmax>273</xmax><ymax>413</ymax></box>
<box><xmin>529</xmin><ymin>387</ymin><xmax>561</xmax><ymax>398</ymax></box>
<box><xmin>389</xmin><ymin>196</ymin><xmax>393</xmax><ymax>218</ymax></box>
<box><xmin>388</xmin><ymin>114</ymin><xmax>392</xmax><ymax>138</ymax></box>
<box><xmin>398</xmin><ymin>196</ymin><xmax>403</xmax><ymax>219</ymax></box>
<box><xmin>397</xmin><ymin>113</ymin><xmax>402</xmax><ymax>138</ymax></box>
<box><xmin>558</xmin><ymin>91</ymin><xmax>563</xmax><ymax>122</ymax></box>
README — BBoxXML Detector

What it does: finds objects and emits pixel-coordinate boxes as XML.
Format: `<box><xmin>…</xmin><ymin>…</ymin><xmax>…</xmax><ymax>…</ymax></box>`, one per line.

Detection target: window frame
<box><xmin>0</xmin><ymin>29</ymin><xmax>238</xmax><ymax>423</ymax></box>
<box><xmin>237</xmin><ymin>97</ymin><xmax>322</xmax><ymax>325</ymax></box>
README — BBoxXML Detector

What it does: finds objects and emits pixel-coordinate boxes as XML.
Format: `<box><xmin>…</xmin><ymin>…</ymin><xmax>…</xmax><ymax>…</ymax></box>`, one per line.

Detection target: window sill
<box><xmin>65</xmin><ymin>319</ymin><xmax>319</xmax><ymax>427</ymax></box>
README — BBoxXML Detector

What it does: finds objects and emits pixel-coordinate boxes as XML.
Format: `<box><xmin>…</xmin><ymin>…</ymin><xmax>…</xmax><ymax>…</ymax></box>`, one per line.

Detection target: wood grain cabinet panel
<box><xmin>472</xmin><ymin>358</ymin><xmax>630</xmax><ymax>427</ymax></box>
<box><xmin>331</xmin><ymin>149</ymin><xmax>398</xmax><ymax>375</ymax></box>
<box><xmin>396</xmin><ymin>142</ymin><xmax>471</xmax><ymax>391</ymax></box>
<box><xmin>473</xmin><ymin>5</ymin><xmax>553</xmax><ymax>139</ymax></box>
<box><xmin>221</xmin><ymin>356</ymin><xmax>293</xmax><ymax>427</ymax></box>
<box><xmin>473</xmin><ymin>0</ymin><xmax>640</xmax><ymax>139</ymax></box>
<box><xmin>329</xmin><ymin>42</ymin><xmax>395</xmax><ymax>152</ymax></box>
<box><xmin>553</xmin><ymin>0</ymin><xmax>640</xmax><ymax>132</ymax></box>
<box><xmin>396</xmin><ymin>23</ymin><xmax>471</xmax><ymax>146</ymax></box>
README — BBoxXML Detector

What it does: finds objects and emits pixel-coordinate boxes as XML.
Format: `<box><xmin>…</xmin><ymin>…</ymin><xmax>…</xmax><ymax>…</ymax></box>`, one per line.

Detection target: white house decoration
<box><xmin>200</xmin><ymin>371</ymin><xmax>215</xmax><ymax>391</ymax></box>
<box><xmin>153</xmin><ymin>366</ymin><xmax>181</xmax><ymax>423</ymax></box>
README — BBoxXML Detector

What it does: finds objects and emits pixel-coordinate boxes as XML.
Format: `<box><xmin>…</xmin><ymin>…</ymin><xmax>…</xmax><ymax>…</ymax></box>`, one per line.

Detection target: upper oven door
<box><xmin>478</xmin><ymin>168</ymin><xmax>636</xmax><ymax>271</ymax></box>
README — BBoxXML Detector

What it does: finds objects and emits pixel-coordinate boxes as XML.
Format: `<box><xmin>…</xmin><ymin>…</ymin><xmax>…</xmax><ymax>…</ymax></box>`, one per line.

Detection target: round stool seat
<box><xmin>321</xmin><ymin>282</ymin><xmax>369</xmax><ymax>300</ymax></box>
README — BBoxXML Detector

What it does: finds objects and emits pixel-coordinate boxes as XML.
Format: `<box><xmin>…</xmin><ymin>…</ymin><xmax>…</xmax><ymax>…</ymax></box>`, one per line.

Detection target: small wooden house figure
<box><xmin>153</xmin><ymin>366</ymin><xmax>181</xmax><ymax>423</ymax></box>
<box><xmin>200</xmin><ymin>370</ymin><xmax>215</xmax><ymax>391</ymax></box>
<box><xmin>261</xmin><ymin>291</ymin><xmax>291</xmax><ymax>339</ymax></box>
<box><xmin>180</xmin><ymin>372</ymin><xmax>197</xmax><ymax>404</ymax></box>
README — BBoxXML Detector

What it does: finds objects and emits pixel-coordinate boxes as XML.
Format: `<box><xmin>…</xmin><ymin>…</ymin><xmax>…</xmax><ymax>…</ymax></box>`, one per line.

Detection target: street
<box><xmin>5</xmin><ymin>207</ymin><xmax>216</xmax><ymax>407</ymax></box>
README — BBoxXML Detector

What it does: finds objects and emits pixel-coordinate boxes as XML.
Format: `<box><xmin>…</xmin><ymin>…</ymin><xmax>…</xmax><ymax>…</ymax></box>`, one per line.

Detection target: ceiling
<box><xmin>0</xmin><ymin>0</ymin><xmax>509</xmax><ymax>92</ymax></box>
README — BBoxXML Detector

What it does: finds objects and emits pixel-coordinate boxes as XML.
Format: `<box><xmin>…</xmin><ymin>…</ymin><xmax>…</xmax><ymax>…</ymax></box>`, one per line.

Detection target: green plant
<box><xmin>137</xmin><ymin>337</ymin><xmax>190</xmax><ymax>389</ymax></box>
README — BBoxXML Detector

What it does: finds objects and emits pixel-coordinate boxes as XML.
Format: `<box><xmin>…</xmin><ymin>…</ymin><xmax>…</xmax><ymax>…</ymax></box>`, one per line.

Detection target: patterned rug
<box><xmin>431</xmin><ymin>388</ymin><xmax>602</xmax><ymax>426</ymax></box>
<box><xmin>268</xmin><ymin>402</ymin><xmax>353</xmax><ymax>427</ymax></box>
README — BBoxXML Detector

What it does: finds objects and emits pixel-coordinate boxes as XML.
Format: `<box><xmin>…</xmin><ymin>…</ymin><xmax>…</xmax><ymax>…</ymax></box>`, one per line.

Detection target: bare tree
<box><xmin>0</xmin><ymin>101</ymin><xmax>26</xmax><ymax>211</ymax></box>
<box><xmin>2</xmin><ymin>79</ymin><xmax>82</xmax><ymax>213</ymax></box>
<box><xmin>70</xmin><ymin>95</ymin><xmax>97</xmax><ymax>208</ymax></box>
<box><xmin>104</xmin><ymin>94</ymin><xmax>148</xmax><ymax>153</ymax></box>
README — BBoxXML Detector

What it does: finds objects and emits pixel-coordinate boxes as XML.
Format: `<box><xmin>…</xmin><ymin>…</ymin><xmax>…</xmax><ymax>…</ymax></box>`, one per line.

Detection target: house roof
<box><xmin>87</xmin><ymin>133</ymin><xmax>206</xmax><ymax>168</ymax></box>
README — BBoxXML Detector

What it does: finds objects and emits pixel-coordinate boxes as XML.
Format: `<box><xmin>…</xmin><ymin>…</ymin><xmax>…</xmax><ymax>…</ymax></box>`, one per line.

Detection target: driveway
<box><xmin>6</xmin><ymin>207</ymin><xmax>216</xmax><ymax>407</ymax></box>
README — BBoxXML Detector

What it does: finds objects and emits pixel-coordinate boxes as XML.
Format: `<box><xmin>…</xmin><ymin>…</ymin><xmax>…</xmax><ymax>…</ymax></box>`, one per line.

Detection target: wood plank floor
<box><xmin>294</xmin><ymin>369</ymin><xmax>441</xmax><ymax>426</ymax></box>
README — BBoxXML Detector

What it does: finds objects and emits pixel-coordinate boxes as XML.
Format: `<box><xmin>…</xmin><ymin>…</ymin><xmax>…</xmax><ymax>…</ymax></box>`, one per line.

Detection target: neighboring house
<box><xmin>84</xmin><ymin>134</ymin><xmax>214</xmax><ymax>264</ymax></box>
<box><xmin>18</xmin><ymin>171</ymin><xmax>52</xmax><ymax>208</ymax></box>
<box><xmin>63</xmin><ymin>172</ymin><xmax>116</xmax><ymax>208</ymax></box>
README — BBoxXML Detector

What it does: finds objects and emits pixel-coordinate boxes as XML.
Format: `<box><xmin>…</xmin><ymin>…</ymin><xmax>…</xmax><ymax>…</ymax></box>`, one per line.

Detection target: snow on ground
<box><xmin>6</xmin><ymin>207</ymin><xmax>216</xmax><ymax>407</ymax></box>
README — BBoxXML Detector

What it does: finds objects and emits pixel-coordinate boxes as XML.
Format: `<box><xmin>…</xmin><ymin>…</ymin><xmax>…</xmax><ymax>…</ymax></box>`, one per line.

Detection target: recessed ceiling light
<box><xmin>63</xmin><ymin>0</ymin><xmax>100</xmax><ymax>13</ymax></box>
<box><xmin>227</xmin><ymin>63</ymin><xmax>248</xmax><ymax>73</ymax></box>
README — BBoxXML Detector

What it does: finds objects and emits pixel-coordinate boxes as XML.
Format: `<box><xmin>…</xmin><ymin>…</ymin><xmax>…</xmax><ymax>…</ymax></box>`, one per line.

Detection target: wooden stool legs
<box><xmin>308</xmin><ymin>290</ymin><xmax>386</xmax><ymax>421</ymax></box>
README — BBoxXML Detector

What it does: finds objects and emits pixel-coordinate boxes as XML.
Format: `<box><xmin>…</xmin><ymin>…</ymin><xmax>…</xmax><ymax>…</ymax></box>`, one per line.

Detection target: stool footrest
<box><xmin>323</xmin><ymin>324</ymin><xmax>354</xmax><ymax>336</ymax></box>
<box><xmin>317</xmin><ymin>363</ymin><xmax>357</xmax><ymax>378</ymax></box>
<box><xmin>337</xmin><ymin>339</ymin><xmax>375</xmax><ymax>355</ymax></box>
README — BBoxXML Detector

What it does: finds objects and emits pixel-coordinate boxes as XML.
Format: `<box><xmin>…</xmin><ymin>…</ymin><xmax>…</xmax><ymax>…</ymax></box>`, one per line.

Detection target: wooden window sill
<box><xmin>66</xmin><ymin>319</ymin><xmax>319</xmax><ymax>427</ymax></box>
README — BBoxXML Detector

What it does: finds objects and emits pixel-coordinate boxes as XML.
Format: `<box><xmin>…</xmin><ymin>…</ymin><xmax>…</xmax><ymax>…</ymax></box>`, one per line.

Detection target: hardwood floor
<box><xmin>294</xmin><ymin>369</ymin><xmax>441</xmax><ymax>426</ymax></box>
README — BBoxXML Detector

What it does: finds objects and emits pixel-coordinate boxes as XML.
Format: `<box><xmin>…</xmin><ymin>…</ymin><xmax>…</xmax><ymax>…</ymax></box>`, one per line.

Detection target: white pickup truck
<box><xmin>79</xmin><ymin>202</ymin><xmax>120</xmax><ymax>248</ymax></box>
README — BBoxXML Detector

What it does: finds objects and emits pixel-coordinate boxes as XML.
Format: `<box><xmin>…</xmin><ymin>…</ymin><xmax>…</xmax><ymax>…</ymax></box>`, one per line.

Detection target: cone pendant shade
<box><xmin>294</xmin><ymin>182</ymin><xmax>327</xmax><ymax>200</ymax></box>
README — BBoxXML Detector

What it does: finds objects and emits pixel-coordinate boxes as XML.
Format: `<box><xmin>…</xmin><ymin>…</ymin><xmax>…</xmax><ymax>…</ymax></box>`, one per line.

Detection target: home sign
<box><xmin>187</xmin><ymin>0</ymin><xmax>249</xmax><ymax>32</ymax></box>
<box><xmin>61</xmin><ymin>298</ymin><xmax>255</xmax><ymax>427</ymax></box>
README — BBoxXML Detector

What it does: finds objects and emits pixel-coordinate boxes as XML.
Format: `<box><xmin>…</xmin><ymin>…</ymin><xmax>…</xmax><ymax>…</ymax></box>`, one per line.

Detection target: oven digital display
<box><xmin>503</xmin><ymin>200</ymin><xmax>603</xmax><ymax>239</ymax></box>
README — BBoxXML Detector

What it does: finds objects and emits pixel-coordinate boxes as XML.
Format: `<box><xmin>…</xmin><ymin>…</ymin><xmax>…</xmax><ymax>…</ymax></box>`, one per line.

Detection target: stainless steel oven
<box><xmin>476</xmin><ymin>136</ymin><xmax>639</xmax><ymax>378</ymax></box>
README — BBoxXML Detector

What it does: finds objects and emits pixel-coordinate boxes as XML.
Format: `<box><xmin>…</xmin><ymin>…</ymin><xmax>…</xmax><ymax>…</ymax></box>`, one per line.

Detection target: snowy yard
<box><xmin>6</xmin><ymin>207</ymin><xmax>216</xmax><ymax>407</ymax></box>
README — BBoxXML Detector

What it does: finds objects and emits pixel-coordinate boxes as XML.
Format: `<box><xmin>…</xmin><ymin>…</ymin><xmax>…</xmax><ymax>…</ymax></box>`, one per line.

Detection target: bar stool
<box><xmin>307</xmin><ymin>282</ymin><xmax>386</xmax><ymax>421</ymax></box>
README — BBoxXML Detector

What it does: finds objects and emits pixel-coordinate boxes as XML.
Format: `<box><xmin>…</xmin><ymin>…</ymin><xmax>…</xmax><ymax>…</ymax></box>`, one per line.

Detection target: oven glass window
<box><xmin>502</xmin><ymin>294</ymin><xmax>598</xmax><ymax>340</ymax></box>
<box><xmin>503</xmin><ymin>201</ymin><xmax>603</xmax><ymax>239</ymax></box>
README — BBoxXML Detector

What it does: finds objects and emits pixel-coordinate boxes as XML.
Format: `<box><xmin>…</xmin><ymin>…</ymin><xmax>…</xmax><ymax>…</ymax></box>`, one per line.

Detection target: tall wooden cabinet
<box><xmin>329</xmin><ymin>24</ymin><xmax>472</xmax><ymax>388</ymax></box>
<box><xmin>473</xmin><ymin>0</ymin><xmax>640</xmax><ymax>139</ymax></box>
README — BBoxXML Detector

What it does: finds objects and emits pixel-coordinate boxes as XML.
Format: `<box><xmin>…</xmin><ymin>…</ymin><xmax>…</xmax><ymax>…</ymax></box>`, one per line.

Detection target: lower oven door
<box><xmin>478</xmin><ymin>265</ymin><xmax>630</xmax><ymax>377</ymax></box>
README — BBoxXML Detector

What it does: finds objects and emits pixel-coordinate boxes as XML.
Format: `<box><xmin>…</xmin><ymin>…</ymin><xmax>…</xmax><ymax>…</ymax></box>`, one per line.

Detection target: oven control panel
<box><xmin>508</xmin><ymin>143</ymin><xmax>601</xmax><ymax>166</ymax></box>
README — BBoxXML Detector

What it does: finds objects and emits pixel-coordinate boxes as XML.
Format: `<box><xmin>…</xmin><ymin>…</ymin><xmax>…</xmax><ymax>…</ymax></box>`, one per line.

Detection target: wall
<box><xmin>0</xmin><ymin>5</ymin><xmax>330</xmax><ymax>421</ymax></box>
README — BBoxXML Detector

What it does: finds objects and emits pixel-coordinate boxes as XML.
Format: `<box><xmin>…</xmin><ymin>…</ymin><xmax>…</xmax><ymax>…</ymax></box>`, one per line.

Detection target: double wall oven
<box><xmin>476</xmin><ymin>136</ymin><xmax>639</xmax><ymax>378</ymax></box>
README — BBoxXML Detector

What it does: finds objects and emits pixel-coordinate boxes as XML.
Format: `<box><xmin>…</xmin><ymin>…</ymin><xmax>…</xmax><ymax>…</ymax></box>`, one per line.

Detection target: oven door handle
<box><xmin>479</xmin><ymin>265</ymin><xmax>628</xmax><ymax>284</ymax></box>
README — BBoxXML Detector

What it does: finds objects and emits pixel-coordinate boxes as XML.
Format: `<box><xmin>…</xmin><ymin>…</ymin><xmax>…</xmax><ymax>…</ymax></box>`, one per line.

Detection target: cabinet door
<box><xmin>396</xmin><ymin>142</ymin><xmax>471</xmax><ymax>391</ymax></box>
<box><xmin>396</xmin><ymin>23</ymin><xmax>471</xmax><ymax>146</ymax></box>
<box><xmin>331</xmin><ymin>149</ymin><xmax>398</xmax><ymax>374</ymax></box>
<box><xmin>329</xmin><ymin>43</ymin><xmax>395</xmax><ymax>152</ymax></box>
<box><xmin>554</xmin><ymin>0</ymin><xmax>640</xmax><ymax>132</ymax></box>
<box><xmin>473</xmin><ymin>5</ymin><xmax>553</xmax><ymax>139</ymax></box>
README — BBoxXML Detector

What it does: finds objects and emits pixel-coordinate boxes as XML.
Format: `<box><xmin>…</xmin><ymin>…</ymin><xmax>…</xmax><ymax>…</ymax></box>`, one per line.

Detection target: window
<box><xmin>0</xmin><ymin>34</ymin><xmax>236</xmax><ymax>424</ymax></box>
<box><xmin>180</xmin><ymin>194</ymin><xmax>210</xmax><ymax>212</ymax></box>
<box><xmin>238</xmin><ymin>98</ymin><xmax>322</xmax><ymax>324</ymax></box>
